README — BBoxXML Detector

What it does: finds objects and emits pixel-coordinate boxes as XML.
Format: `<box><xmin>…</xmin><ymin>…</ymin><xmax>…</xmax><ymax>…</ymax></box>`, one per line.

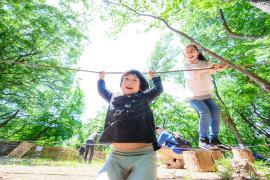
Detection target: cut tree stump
<box><xmin>183</xmin><ymin>150</ymin><xmax>217</xmax><ymax>172</ymax></box>
<box><xmin>7</xmin><ymin>141</ymin><xmax>35</xmax><ymax>158</ymax></box>
<box><xmin>165</xmin><ymin>158</ymin><xmax>184</xmax><ymax>169</ymax></box>
<box><xmin>157</xmin><ymin>147</ymin><xmax>184</xmax><ymax>169</ymax></box>
<box><xmin>209</xmin><ymin>150</ymin><xmax>224</xmax><ymax>161</ymax></box>
<box><xmin>232</xmin><ymin>148</ymin><xmax>255</xmax><ymax>163</ymax></box>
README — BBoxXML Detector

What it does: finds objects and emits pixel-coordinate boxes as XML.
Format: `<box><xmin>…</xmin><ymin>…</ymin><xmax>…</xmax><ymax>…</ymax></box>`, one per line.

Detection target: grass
<box><xmin>215</xmin><ymin>158</ymin><xmax>234</xmax><ymax>180</ymax></box>
<box><xmin>252</xmin><ymin>161</ymin><xmax>270</xmax><ymax>179</ymax></box>
<box><xmin>216</xmin><ymin>158</ymin><xmax>270</xmax><ymax>180</ymax></box>
<box><xmin>0</xmin><ymin>157</ymin><xmax>104</xmax><ymax>167</ymax></box>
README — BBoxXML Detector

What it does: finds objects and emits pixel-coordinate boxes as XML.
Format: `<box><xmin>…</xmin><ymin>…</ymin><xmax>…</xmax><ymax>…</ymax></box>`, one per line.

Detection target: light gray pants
<box><xmin>95</xmin><ymin>146</ymin><xmax>157</xmax><ymax>180</ymax></box>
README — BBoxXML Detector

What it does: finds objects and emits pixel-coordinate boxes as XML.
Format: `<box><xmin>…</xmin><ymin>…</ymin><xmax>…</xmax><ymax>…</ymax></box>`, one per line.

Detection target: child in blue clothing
<box><xmin>156</xmin><ymin>127</ymin><xmax>191</xmax><ymax>154</ymax></box>
<box><xmin>95</xmin><ymin>70</ymin><xmax>163</xmax><ymax>180</ymax></box>
<box><xmin>156</xmin><ymin>127</ymin><xmax>181</xmax><ymax>154</ymax></box>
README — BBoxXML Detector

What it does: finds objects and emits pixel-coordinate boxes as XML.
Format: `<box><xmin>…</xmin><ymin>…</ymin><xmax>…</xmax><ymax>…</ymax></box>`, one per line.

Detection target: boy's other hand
<box><xmin>148</xmin><ymin>71</ymin><xmax>157</xmax><ymax>78</ymax></box>
<box><xmin>99</xmin><ymin>71</ymin><xmax>105</xmax><ymax>80</ymax></box>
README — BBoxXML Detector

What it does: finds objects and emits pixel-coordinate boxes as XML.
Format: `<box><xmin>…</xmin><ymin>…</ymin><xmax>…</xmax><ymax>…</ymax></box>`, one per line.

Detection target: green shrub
<box><xmin>216</xmin><ymin>158</ymin><xmax>234</xmax><ymax>180</ymax></box>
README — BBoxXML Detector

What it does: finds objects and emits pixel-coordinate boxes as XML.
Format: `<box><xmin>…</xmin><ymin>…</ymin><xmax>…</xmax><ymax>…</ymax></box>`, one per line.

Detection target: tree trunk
<box><xmin>251</xmin><ymin>102</ymin><xmax>270</xmax><ymax>126</ymax></box>
<box><xmin>201</xmin><ymin>48</ymin><xmax>270</xmax><ymax>92</ymax></box>
<box><xmin>222</xmin><ymin>114</ymin><xmax>244</xmax><ymax>145</ymax></box>
<box><xmin>6</xmin><ymin>123</ymin><xmax>31</xmax><ymax>138</ymax></box>
<box><xmin>31</xmin><ymin>123</ymin><xmax>53</xmax><ymax>141</ymax></box>
<box><xmin>0</xmin><ymin>109</ymin><xmax>20</xmax><ymax>128</ymax></box>
<box><xmin>213</xmin><ymin>78</ymin><xmax>244</xmax><ymax>145</ymax></box>
<box><xmin>249</xmin><ymin>0</ymin><xmax>270</xmax><ymax>14</ymax></box>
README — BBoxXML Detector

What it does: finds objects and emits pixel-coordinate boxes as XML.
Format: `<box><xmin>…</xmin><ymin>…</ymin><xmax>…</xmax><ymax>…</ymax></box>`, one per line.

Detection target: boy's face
<box><xmin>121</xmin><ymin>74</ymin><xmax>140</xmax><ymax>95</ymax></box>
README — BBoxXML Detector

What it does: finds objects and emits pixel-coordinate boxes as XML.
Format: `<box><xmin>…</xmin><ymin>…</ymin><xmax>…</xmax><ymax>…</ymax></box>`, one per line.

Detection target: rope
<box><xmin>14</xmin><ymin>62</ymin><xmax>213</xmax><ymax>74</ymax></box>
<box><xmin>238</xmin><ymin>143</ymin><xmax>270</xmax><ymax>148</ymax></box>
<box><xmin>8</xmin><ymin>62</ymin><xmax>269</xmax><ymax>74</ymax></box>
<box><xmin>83</xmin><ymin>143</ymin><xmax>110</xmax><ymax>146</ymax></box>
<box><xmin>77</xmin><ymin>143</ymin><xmax>270</xmax><ymax>149</ymax></box>
<box><xmin>2</xmin><ymin>139</ymin><xmax>270</xmax><ymax>148</ymax></box>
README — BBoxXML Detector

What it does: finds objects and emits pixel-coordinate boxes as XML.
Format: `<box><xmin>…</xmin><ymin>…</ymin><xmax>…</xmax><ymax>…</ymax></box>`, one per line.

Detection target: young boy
<box><xmin>95</xmin><ymin>70</ymin><xmax>163</xmax><ymax>180</ymax></box>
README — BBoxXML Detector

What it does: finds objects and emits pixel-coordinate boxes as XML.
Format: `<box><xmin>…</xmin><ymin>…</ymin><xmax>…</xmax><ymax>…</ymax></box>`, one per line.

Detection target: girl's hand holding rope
<box><xmin>210</xmin><ymin>64</ymin><xmax>220</xmax><ymax>70</ymax></box>
<box><xmin>210</xmin><ymin>63</ymin><xmax>229</xmax><ymax>72</ymax></box>
<box><xmin>220</xmin><ymin>63</ymin><xmax>229</xmax><ymax>70</ymax></box>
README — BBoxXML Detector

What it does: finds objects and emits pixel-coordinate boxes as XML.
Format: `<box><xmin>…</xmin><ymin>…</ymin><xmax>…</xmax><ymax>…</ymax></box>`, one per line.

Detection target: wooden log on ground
<box><xmin>7</xmin><ymin>141</ymin><xmax>35</xmax><ymax>158</ymax></box>
<box><xmin>232</xmin><ymin>148</ymin><xmax>255</xmax><ymax>163</ymax></box>
<box><xmin>93</xmin><ymin>150</ymin><xmax>106</xmax><ymax>160</ymax></box>
<box><xmin>0</xmin><ymin>141</ymin><xmax>20</xmax><ymax>156</ymax></box>
<box><xmin>165</xmin><ymin>158</ymin><xmax>184</xmax><ymax>169</ymax></box>
<box><xmin>41</xmin><ymin>147</ymin><xmax>77</xmax><ymax>161</ymax></box>
<box><xmin>183</xmin><ymin>150</ymin><xmax>216</xmax><ymax>172</ymax></box>
<box><xmin>157</xmin><ymin>147</ymin><xmax>184</xmax><ymax>169</ymax></box>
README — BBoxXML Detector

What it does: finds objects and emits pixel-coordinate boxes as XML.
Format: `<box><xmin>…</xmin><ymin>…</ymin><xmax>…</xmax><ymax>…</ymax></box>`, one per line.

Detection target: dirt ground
<box><xmin>0</xmin><ymin>164</ymin><xmax>221</xmax><ymax>180</ymax></box>
<box><xmin>0</xmin><ymin>165</ymin><xmax>99</xmax><ymax>180</ymax></box>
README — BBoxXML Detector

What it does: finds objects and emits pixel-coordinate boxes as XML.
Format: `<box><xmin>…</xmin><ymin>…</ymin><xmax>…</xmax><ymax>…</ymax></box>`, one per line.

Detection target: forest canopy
<box><xmin>0</xmin><ymin>0</ymin><xmax>90</xmax><ymax>145</ymax></box>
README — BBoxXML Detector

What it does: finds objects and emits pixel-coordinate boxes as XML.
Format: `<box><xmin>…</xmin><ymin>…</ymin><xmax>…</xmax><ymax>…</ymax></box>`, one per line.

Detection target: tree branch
<box><xmin>250</xmin><ymin>102</ymin><xmax>270</xmax><ymax>126</ymax></box>
<box><xmin>0</xmin><ymin>109</ymin><xmax>20</xmax><ymax>128</ymax></box>
<box><xmin>239</xmin><ymin>112</ymin><xmax>270</xmax><ymax>140</ymax></box>
<box><xmin>219</xmin><ymin>9</ymin><xmax>262</xmax><ymax>40</ymax></box>
<box><xmin>107</xmin><ymin>1</ymin><xmax>270</xmax><ymax>92</ymax></box>
<box><xmin>249</xmin><ymin>0</ymin><xmax>270</xmax><ymax>14</ymax></box>
<box><xmin>6</xmin><ymin>122</ymin><xmax>32</xmax><ymax>138</ymax></box>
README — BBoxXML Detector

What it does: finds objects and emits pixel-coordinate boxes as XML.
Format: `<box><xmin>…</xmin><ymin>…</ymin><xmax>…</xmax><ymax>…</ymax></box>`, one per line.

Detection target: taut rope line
<box><xmin>4</xmin><ymin>61</ymin><xmax>267</xmax><ymax>74</ymax></box>
<box><xmin>14</xmin><ymin>62</ymin><xmax>213</xmax><ymax>74</ymax></box>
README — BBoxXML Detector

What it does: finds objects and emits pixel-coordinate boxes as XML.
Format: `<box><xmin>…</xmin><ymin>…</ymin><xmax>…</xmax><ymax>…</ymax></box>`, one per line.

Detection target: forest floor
<box><xmin>0</xmin><ymin>165</ymin><xmax>221</xmax><ymax>180</ymax></box>
<box><xmin>0</xmin><ymin>157</ymin><xmax>221</xmax><ymax>180</ymax></box>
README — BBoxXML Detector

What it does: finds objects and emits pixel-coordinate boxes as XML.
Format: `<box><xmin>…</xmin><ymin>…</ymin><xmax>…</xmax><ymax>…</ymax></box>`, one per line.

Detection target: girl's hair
<box><xmin>120</xmin><ymin>69</ymin><xmax>149</xmax><ymax>92</ymax></box>
<box><xmin>185</xmin><ymin>44</ymin><xmax>207</xmax><ymax>61</ymax></box>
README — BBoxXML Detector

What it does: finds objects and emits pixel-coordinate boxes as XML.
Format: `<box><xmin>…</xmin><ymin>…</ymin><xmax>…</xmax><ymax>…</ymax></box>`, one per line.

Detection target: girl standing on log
<box><xmin>183</xmin><ymin>44</ymin><xmax>230</xmax><ymax>151</ymax></box>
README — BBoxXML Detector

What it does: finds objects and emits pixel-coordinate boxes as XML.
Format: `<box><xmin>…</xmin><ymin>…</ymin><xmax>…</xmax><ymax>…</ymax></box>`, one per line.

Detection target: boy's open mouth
<box><xmin>126</xmin><ymin>87</ymin><xmax>133</xmax><ymax>90</ymax></box>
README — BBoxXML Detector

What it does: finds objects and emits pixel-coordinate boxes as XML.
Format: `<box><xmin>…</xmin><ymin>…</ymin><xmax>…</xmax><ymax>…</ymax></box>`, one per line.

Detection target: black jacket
<box><xmin>97</xmin><ymin>77</ymin><xmax>163</xmax><ymax>150</ymax></box>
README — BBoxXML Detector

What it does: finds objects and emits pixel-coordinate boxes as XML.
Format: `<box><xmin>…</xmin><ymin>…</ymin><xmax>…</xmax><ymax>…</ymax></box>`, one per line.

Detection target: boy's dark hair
<box><xmin>120</xmin><ymin>69</ymin><xmax>149</xmax><ymax>92</ymax></box>
<box><xmin>186</xmin><ymin>44</ymin><xmax>207</xmax><ymax>61</ymax></box>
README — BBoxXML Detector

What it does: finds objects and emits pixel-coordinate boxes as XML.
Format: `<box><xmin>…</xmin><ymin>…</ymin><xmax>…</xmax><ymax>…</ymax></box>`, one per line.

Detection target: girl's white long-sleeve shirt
<box><xmin>184</xmin><ymin>61</ymin><xmax>215</xmax><ymax>100</ymax></box>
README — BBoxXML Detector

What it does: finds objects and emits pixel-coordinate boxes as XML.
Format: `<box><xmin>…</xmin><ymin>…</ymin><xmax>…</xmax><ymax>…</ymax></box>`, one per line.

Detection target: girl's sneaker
<box><xmin>199</xmin><ymin>138</ymin><xmax>219</xmax><ymax>150</ymax></box>
<box><xmin>210</xmin><ymin>138</ymin><xmax>231</xmax><ymax>151</ymax></box>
